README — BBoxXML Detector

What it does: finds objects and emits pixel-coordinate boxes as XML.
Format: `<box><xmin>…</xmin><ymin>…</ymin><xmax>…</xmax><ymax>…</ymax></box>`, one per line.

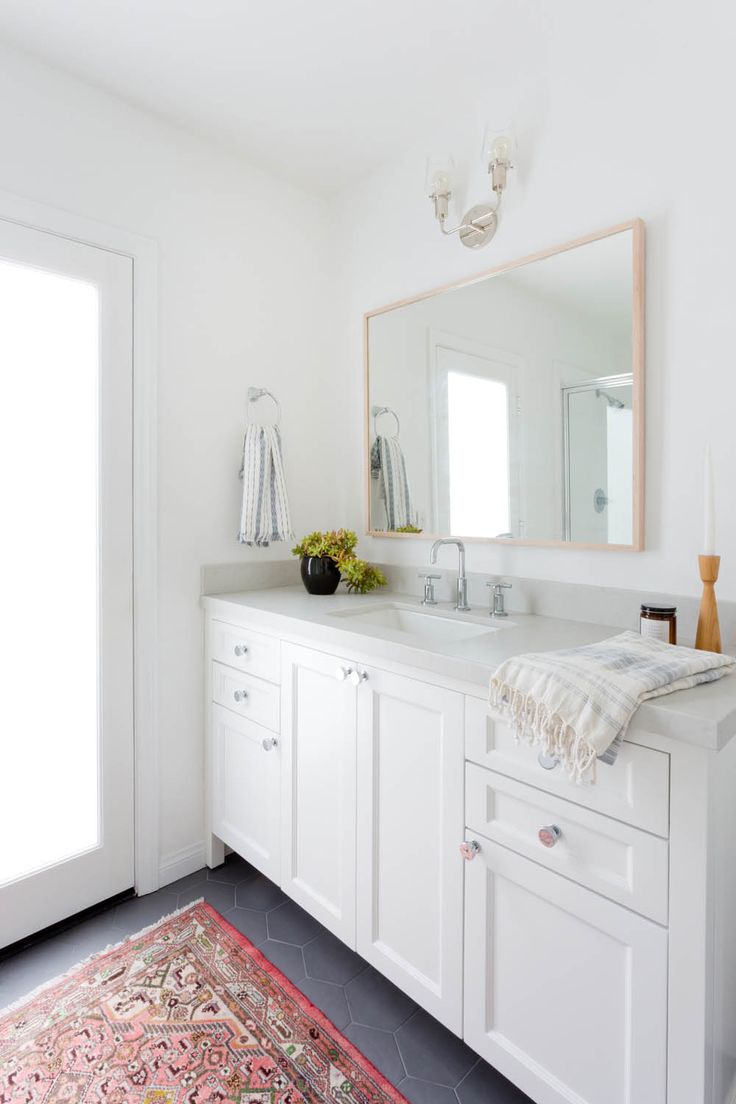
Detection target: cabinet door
<box><xmin>210</xmin><ymin>704</ymin><xmax>281</xmax><ymax>882</ymax></box>
<box><xmin>464</xmin><ymin>833</ymin><xmax>667</xmax><ymax>1104</ymax></box>
<box><xmin>281</xmin><ymin>643</ymin><xmax>357</xmax><ymax>944</ymax></box>
<box><xmin>356</xmin><ymin>667</ymin><xmax>465</xmax><ymax>1033</ymax></box>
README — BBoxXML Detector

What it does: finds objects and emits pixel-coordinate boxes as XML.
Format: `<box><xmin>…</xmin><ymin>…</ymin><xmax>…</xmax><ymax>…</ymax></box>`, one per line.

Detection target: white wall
<box><xmin>334</xmin><ymin>0</ymin><xmax>736</xmax><ymax>600</ymax></box>
<box><xmin>0</xmin><ymin>44</ymin><xmax>339</xmax><ymax>875</ymax></box>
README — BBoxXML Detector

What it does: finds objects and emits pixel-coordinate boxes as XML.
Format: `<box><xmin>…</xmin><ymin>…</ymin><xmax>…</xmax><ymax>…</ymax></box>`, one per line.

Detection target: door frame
<box><xmin>0</xmin><ymin>189</ymin><xmax>160</xmax><ymax>895</ymax></box>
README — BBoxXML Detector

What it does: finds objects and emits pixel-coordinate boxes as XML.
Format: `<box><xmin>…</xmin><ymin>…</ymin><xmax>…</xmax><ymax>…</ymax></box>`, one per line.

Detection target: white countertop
<box><xmin>202</xmin><ymin>586</ymin><xmax>736</xmax><ymax>751</ymax></box>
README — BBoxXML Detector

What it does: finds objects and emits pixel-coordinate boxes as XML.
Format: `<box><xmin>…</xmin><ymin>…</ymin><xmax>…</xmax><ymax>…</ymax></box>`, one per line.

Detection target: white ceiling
<box><xmin>0</xmin><ymin>0</ymin><xmax>549</xmax><ymax>194</ymax></box>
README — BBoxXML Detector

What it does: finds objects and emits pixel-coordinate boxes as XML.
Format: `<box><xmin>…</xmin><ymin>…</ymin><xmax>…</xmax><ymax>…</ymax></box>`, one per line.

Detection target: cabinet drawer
<box><xmin>212</xmin><ymin>662</ymin><xmax>280</xmax><ymax>731</ymax></box>
<box><xmin>209</xmin><ymin>619</ymin><xmax>280</xmax><ymax>683</ymax></box>
<box><xmin>466</xmin><ymin>763</ymin><xmax>668</xmax><ymax>923</ymax></box>
<box><xmin>465</xmin><ymin>696</ymin><xmax>669</xmax><ymax>837</ymax></box>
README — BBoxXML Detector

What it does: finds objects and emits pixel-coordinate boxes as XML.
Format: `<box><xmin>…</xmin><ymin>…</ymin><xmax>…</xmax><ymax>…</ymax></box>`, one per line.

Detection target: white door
<box><xmin>210</xmin><ymin>705</ymin><xmax>281</xmax><ymax>882</ymax></box>
<box><xmin>356</xmin><ymin>666</ymin><xmax>465</xmax><ymax>1033</ymax></box>
<box><xmin>464</xmin><ymin>833</ymin><xmax>668</xmax><ymax>1104</ymax></box>
<box><xmin>280</xmin><ymin>644</ymin><xmax>357</xmax><ymax>945</ymax></box>
<box><xmin>0</xmin><ymin>218</ymin><xmax>134</xmax><ymax>947</ymax></box>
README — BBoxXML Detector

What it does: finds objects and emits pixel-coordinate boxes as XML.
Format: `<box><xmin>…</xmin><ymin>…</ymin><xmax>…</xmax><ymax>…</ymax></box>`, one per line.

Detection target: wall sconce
<box><xmin>426</xmin><ymin>126</ymin><xmax>516</xmax><ymax>249</ymax></box>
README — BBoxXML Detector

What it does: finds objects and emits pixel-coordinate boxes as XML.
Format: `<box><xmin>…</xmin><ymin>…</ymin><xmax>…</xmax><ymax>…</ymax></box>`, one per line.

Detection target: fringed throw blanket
<box><xmin>489</xmin><ymin>631</ymin><xmax>735</xmax><ymax>781</ymax></box>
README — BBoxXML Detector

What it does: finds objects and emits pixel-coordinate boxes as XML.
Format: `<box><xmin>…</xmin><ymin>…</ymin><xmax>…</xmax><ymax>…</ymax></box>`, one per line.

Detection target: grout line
<box><xmin>455</xmin><ymin>1057</ymin><xmax>482</xmax><ymax>1088</ymax></box>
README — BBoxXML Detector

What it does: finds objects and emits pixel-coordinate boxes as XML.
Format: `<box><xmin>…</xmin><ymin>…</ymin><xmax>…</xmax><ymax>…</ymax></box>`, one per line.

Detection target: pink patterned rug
<box><xmin>0</xmin><ymin>901</ymin><xmax>407</xmax><ymax>1103</ymax></box>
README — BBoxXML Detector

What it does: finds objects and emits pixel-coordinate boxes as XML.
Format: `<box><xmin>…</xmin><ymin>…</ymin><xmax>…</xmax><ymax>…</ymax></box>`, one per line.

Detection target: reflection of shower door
<box><xmin>562</xmin><ymin>374</ymin><xmax>633</xmax><ymax>544</ymax></box>
<box><xmin>432</xmin><ymin>341</ymin><xmax>520</xmax><ymax>538</ymax></box>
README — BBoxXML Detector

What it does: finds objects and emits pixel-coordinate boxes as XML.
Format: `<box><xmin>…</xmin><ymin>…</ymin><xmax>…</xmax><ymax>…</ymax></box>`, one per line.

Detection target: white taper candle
<box><xmin>703</xmin><ymin>445</ymin><xmax>716</xmax><ymax>555</ymax></box>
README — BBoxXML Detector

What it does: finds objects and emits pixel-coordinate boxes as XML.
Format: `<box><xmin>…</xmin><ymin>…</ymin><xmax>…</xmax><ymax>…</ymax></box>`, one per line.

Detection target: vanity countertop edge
<box><xmin>202</xmin><ymin>586</ymin><xmax>736</xmax><ymax>752</ymax></box>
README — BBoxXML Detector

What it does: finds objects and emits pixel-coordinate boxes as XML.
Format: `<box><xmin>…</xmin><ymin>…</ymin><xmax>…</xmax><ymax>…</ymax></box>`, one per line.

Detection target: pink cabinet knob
<box><xmin>460</xmin><ymin>840</ymin><xmax>481</xmax><ymax>861</ymax></box>
<box><xmin>538</xmin><ymin>825</ymin><xmax>562</xmax><ymax>848</ymax></box>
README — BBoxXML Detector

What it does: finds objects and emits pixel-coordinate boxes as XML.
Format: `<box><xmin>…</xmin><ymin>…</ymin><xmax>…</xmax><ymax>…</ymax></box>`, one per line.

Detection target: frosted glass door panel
<box><xmin>0</xmin><ymin>218</ymin><xmax>134</xmax><ymax>947</ymax></box>
<box><xmin>0</xmin><ymin>262</ymin><xmax>99</xmax><ymax>884</ymax></box>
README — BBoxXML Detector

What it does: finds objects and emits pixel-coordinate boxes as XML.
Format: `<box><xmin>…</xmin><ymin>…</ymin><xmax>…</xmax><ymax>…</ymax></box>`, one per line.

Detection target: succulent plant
<box><xmin>291</xmin><ymin>529</ymin><xmax>387</xmax><ymax>594</ymax></box>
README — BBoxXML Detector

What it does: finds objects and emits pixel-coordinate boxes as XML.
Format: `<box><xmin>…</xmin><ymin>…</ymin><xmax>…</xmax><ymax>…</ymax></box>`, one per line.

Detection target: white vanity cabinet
<box><xmin>210</xmin><ymin>704</ymin><xmax>281</xmax><ymax>882</ymax></box>
<box><xmin>464</xmin><ymin>835</ymin><xmax>668</xmax><ymax>1104</ymax></box>
<box><xmin>278</xmin><ymin>641</ymin><xmax>466</xmax><ymax>1016</ymax></box>
<box><xmin>203</xmin><ymin>597</ymin><xmax>736</xmax><ymax>1104</ymax></box>
<box><xmin>356</xmin><ymin>665</ymin><xmax>465</xmax><ymax>1033</ymax></box>
<box><xmin>280</xmin><ymin>642</ymin><xmax>358</xmax><ymax>944</ymax></box>
<box><xmin>205</xmin><ymin>617</ymin><xmax>283</xmax><ymax>878</ymax></box>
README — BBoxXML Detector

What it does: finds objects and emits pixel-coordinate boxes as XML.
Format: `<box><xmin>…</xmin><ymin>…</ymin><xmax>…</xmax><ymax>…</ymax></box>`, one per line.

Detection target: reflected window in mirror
<box><xmin>439</xmin><ymin>356</ymin><xmax>511</xmax><ymax>538</ymax></box>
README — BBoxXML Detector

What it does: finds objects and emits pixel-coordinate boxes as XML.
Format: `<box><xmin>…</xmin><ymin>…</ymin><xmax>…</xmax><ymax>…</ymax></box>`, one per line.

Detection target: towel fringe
<box><xmin>489</xmin><ymin>678</ymin><xmax>598</xmax><ymax>783</ymax></box>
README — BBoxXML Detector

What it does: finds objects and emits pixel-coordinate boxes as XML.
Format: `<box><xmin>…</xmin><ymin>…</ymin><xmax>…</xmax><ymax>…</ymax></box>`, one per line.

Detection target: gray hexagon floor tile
<box><xmin>399</xmin><ymin>1077</ymin><xmax>459</xmax><ymax>1104</ymax></box>
<box><xmin>208</xmin><ymin>856</ymin><xmax>258</xmax><ymax>885</ymax></box>
<box><xmin>457</xmin><ymin>1060</ymin><xmax>532</xmax><ymax>1103</ymax></box>
<box><xmin>298</xmin><ymin>977</ymin><xmax>351</xmax><ymax>1029</ymax></box>
<box><xmin>0</xmin><ymin>939</ymin><xmax>88</xmax><ymax>1006</ymax></box>
<box><xmin>177</xmin><ymin>879</ymin><xmax>235</xmax><ymax>911</ymax></box>
<box><xmin>344</xmin><ymin>1024</ymin><xmax>406</xmax><ymax>1084</ymax></box>
<box><xmin>64</xmin><ymin>915</ymin><xmax>127</xmax><ymax>957</ymax></box>
<box><xmin>113</xmin><ymin>891</ymin><xmax>179</xmax><ymax>934</ymax></box>
<box><xmin>267</xmin><ymin>900</ymin><xmax>322</xmax><ymax>945</ymax></box>
<box><xmin>396</xmin><ymin>1010</ymin><xmax>476</xmax><ymax>1087</ymax></box>
<box><xmin>235</xmin><ymin>874</ymin><xmax>287</xmax><ymax>912</ymax></box>
<box><xmin>224</xmin><ymin>907</ymin><xmax>268</xmax><ymax>946</ymax></box>
<box><xmin>345</xmin><ymin>965</ymin><xmax>417</xmax><ymax>1031</ymax></box>
<box><xmin>304</xmin><ymin>930</ymin><xmax>365</xmax><ymax>985</ymax></box>
<box><xmin>165</xmin><ymin>869</ymin><xmax>208</xmax><ymax>895</ymax></box>
<box><xmin>259</xmin><ymin>939</ymin><xmax>306</xmax><ymax>983</ymax></box>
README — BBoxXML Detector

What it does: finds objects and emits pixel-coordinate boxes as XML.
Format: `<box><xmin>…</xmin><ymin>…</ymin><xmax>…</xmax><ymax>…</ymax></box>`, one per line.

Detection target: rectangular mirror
<box><xmin>365</xmin><ymin>220</ymin><xmax>644</xmax><ymax>549</ymax></box>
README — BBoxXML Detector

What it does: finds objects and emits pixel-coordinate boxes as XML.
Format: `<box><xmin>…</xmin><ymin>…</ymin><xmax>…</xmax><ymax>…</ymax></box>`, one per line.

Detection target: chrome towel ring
<box><xmin>372</xmin><ymin>405</ymin><xmax>400</xmax><ymax>437</ymax></box>
<box><xmin>247</xmin><ymin>387</ymin><xmax>281</xmax><ymax>425</ymax></box>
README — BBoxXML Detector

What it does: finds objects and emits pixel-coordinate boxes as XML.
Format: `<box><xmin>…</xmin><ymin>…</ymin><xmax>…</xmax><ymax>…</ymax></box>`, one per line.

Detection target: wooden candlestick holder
<box><xmin>695</xmin><ymin>554</ymin><xmax>722</xmax><ymax>653</ymax></box>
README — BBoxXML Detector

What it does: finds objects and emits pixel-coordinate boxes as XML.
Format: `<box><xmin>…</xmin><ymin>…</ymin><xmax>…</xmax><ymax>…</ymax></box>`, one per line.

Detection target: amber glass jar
<box><xmin>640</xmin><ymin>604</ymin><xmax>677</xmax><ymax>644</ymax></box>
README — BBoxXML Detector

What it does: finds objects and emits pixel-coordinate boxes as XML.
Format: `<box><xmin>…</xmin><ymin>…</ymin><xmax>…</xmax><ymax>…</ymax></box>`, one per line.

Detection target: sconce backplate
<box><xmin>459</xmin><ymin>204</ymin><xmax>498</xmax><ymax>249</ymax></box>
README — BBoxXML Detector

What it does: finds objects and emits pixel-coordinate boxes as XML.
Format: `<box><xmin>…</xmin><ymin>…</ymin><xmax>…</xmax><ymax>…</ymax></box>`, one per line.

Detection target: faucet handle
<box><xmin>487</xmin><ymin>581</ymin><xmax>512</xmax><ymax>618</ymax></box>
<box><xmin>418</xmin><ymin>572</ymin><xmax>441</xmax><ymax>606</ymax></box>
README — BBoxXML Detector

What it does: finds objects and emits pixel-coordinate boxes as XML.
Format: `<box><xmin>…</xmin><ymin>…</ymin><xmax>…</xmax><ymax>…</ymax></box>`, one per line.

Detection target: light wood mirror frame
<box><xmin>363</xmin><ymin>219</ymin><xmax>645</xmax><ymax>551</ymax></box>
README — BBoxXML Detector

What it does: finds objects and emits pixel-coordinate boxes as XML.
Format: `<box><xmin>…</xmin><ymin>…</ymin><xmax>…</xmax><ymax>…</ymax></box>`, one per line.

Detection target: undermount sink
<box><xmin>329</xmin><ymin>602</ymin><xmax>502</xmax><ymax>643</ymax></box>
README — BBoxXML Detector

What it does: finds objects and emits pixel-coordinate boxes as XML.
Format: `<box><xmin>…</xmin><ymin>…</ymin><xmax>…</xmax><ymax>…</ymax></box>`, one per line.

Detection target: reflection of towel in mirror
<box><xmin>370</xmin><ymin>435</ymin><xmax>413</xmax><ymax>530</ymax></box>
<box><xmin>238</xmin><ymin>424</ymin><xmax>293</xmax><ymax>547</ymax></box>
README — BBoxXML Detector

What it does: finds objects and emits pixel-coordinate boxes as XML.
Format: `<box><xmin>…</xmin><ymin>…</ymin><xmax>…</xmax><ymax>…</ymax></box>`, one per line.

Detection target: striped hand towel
<box><xmin>489</xmin><ymin>631</ymin><xmax>735</xmax><ymax>781</ymax></box>
<box><xmin>370</xmin><ymin>435</ymin><xmax>413</xmax><ymax>530</ymax></box>
<box><xmin>238</xmin><ymin>424</ymin><xmax>293</xmax><ymax>547</ymax></box>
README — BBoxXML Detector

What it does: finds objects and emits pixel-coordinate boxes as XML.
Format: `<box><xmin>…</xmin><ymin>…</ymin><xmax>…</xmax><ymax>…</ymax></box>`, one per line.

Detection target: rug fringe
<box><xmin>0</xmin><ymin>898</ymin><xmax>204</xmax><ymax>1020</ymax></box>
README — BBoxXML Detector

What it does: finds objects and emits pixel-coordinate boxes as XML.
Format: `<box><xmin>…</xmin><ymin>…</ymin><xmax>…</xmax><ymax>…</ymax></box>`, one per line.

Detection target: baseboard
<box><xmin>158</xmin><ymin>841</ymin><xmax>206</xmax><ymax>888</ymax></box>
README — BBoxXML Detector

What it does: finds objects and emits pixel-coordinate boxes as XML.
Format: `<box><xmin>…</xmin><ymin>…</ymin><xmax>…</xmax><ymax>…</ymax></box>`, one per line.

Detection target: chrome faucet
<box><xmin>430</xmin><ymin>538</ymin><xmax>470</xmax><ymax>611</ymax></box>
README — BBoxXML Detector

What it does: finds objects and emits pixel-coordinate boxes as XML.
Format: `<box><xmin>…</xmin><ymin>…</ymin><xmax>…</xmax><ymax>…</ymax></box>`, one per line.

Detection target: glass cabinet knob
<box><xmin>538</xmin><ymin>825</ymin><xmax>562</xmax><ymax>848</ymax></box>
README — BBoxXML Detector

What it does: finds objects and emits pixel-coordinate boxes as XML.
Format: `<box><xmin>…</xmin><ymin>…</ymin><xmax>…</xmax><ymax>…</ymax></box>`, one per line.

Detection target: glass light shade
<box><xmin>425</xmin><ymin>155</ymin><xmax>454</xmax><ymax>197</ymax></box>
<box><xmin>481</xmin><ymin>126</ymin><xmax>516</xmax><ymax>166</ymax></box>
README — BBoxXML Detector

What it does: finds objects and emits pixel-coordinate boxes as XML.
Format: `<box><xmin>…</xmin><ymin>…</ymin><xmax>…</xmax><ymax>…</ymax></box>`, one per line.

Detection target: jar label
<box><xmin>640</xmin><ymin>616</ymin><xmax>670</xmax><ymax>642</ymax></box>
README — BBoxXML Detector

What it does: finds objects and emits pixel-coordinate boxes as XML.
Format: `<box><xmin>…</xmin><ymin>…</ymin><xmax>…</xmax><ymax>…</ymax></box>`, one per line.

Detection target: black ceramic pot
<box><xmin>300</xmin><ymin>555</ymin><xmax>341</xmax><ymax>595</ymax></box>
